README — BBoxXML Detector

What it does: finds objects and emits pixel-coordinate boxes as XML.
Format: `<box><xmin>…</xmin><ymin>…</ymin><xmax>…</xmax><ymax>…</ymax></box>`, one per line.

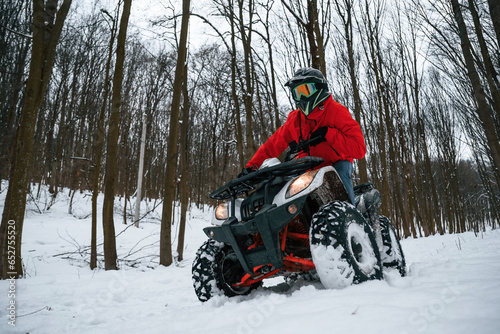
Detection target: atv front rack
<box><xmin>210</xmin><ymin>156</ymin><xmax>323</xmax><ymax>200</ymax></box>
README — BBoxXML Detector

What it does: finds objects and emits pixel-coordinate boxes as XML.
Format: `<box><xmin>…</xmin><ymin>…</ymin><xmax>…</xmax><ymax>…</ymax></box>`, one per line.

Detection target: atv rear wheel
<box><xmin>192</xmin><ymin>240</ymin><xmax>261</xmax><ymax>302</ymax></box>
<box><xmin>310</xmin><ymin>201</ymin><xmax>383</xmax><ymax>289</ymax></box>
<box><xmin>379</xmin><ymin>215</ymin><xmax>406</xmax><ymax>276</ymax></box>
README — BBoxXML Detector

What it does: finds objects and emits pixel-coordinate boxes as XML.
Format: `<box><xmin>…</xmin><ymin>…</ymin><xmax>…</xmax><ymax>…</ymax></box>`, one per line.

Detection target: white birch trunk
<box><xmin>135</xmin><ymin>112</ymin><xmax>147</xmax><ymax>227</ymax></box>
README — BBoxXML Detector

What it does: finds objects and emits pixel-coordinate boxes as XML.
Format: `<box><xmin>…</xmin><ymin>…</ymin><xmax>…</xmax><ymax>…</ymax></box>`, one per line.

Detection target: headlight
<box><xmin>215</xmin><ymin>202</ymin><xmax>229</xmax><ymax>220</ymax></box>
<box><xmin>286</xmin><ymin>170</ymin><xmax>319</xmax><ymax>198</ymax></box>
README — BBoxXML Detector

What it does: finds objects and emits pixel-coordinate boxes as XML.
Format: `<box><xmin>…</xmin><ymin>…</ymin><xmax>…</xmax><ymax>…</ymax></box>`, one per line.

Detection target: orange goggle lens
<box><xmin>292</xmin><ymin>83</ymin><xmax>317</xmax><ymax>101</ymax></box>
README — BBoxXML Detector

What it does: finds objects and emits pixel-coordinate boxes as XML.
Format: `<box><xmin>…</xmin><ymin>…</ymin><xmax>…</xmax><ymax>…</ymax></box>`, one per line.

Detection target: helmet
<box><xmin>285</xmin><ymin>67</ymin><xmax>330</xmax><ymax>116</ymax></box>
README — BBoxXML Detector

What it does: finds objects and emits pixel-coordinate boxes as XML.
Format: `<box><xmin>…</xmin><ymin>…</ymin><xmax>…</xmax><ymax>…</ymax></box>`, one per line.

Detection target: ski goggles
<box><xmin>291</xmin><ymin>83</ymin><xmax>318</xmax><ymax>101</ymax></box>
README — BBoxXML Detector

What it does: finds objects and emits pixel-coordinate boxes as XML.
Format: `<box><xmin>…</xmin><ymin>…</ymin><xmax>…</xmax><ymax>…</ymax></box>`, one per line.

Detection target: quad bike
<box><xmin>192</xmin><ymin>135</ymin><xmax>406</xmax><ymax>302</ymax></box>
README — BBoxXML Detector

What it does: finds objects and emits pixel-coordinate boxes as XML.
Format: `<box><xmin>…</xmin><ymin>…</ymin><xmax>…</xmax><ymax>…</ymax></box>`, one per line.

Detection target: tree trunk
<box><xmin>0</xmin><ymin>0</ymin><xmax>72</xmax><ymax>279</ymax></box>
<box><xmin>102</xmin><ymin>0</ymin><xmax>132</xmax><ymax>271</ymax></box>
<box><xmin>282</xmin><ymin>0</ymin><xmax>327</xmax><ymax>74</ymax></box>
<box><xmin>468</xmin><ymin>0</ymin><xmax>500</xmax><ymax>121</ymax></box>
<box><xmin>262</xmin><ymin>2</ymin><xmax>280</xmax><ymax>131</ymax></box>
<box><xmin>487</xmin><ymin>0</ymin><xmax>500</xmax><ymax>47</ymax></box>
<box><xmin>91</xmin><ymin>11</ymin><xmax>117</xmax><ymax>270</ymax></box>
<box><xmin>362</xmin><ymin>0</ymin><xmax>391</xmax><ymax>216</ymax></box>
<box><xmin>135</xmin><ymin>112</ymin><xmax>147</xmax><ymax>228</ymax></box>
<box><xmin>309</xmin><ymin>0</ymin><xmax>327</xmax><ymax>74</ymax></box>
<box><xmin>159</xmin><ymin>0</ymin><xmax>190</xmax><ymax>266</ymax></box>
<box><xmin>121</xmin><ymin>111</ymin><xmax>131</xmax><ymax>225</ymax></box>
<box><xmin>335</xmin><ymin>0</ymin><xmax>368</xmax><ymax>183</ymax></box>
<box><xmin>177</xmin><ymin>64</ymin><xmax>190</xmax><ymax>262</ymax></box>
<box><xmin>237</xmin><ymin>0</ymin><xmax>256</xmax><ymax>160</ymax></box>
<box><xmin>230</xmin><ymin>8</ymin><xmax>245</xmax><ymax>169</ymax></box>
<box><xmin>451</xmin><ymin>0</ymin><xmax>500</xmax><ymax>184</ymax></box>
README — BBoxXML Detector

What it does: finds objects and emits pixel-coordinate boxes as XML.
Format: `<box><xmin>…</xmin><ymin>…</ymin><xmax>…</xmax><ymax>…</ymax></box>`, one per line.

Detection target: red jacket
<box><xmin>246</xmin><ymin>95</ymin><xmax>366</xmax><ymax>169</ymax></box>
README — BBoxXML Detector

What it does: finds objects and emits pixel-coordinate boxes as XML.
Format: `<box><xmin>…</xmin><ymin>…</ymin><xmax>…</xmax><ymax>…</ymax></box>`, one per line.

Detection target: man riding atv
<box><xmin>240</xmin><ymin>67</ymin><xmax>366</xmax><ymax>205</ymax></box>
<box><xmin>192</xmin><ymin>68</ymin><xmax>405</xmax><ymax>302</ymax></box>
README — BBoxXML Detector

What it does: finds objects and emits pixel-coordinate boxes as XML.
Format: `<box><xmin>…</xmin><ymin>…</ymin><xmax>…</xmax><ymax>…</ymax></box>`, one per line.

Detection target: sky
<box><xmin>70</xmin><ymin>0</ymin><xmax>217</xmax><ymax>48</ymax></box>
<box><xmin>70</xmin><ymin>0</ymin><xmax>293</xmax><ymax>107</ymax></box>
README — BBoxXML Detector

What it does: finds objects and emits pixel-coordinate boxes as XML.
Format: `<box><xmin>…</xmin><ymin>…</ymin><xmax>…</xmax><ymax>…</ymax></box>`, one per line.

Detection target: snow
<box><xmin>311</xmin><ymin>242</ymin><xmax>353</xmax><ymax>289</ymax></box>
<box><xmin>1</xmin><ymin>183</ymin><xmax>500</xmax><ymax>334</ymax></box>
<box><xmin>346</xmin><ymin>221</ymin><xmax>378</xmax><ymax>275</ymax></box>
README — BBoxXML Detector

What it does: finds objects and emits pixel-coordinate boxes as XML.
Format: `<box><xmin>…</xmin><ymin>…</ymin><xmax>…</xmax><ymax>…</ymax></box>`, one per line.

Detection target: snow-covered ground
<box><xmin>1</xmin><ymin>183</ymin><xmax>500</xmax><ymax>334</ymax></box>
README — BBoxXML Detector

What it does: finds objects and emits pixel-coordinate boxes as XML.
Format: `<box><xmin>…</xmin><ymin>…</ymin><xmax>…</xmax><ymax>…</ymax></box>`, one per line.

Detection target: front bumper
<box><xmin>203</xmin><ymin>195</ymin><xmax>308</xmax><ymax>274</ymax></box>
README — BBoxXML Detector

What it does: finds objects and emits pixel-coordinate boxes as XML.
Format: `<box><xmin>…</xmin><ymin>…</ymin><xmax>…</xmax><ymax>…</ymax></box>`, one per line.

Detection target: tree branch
<box><xmin>0</xmin><ymin>24</ymin><xmax>32</xmax><ymax>39</ymax></box>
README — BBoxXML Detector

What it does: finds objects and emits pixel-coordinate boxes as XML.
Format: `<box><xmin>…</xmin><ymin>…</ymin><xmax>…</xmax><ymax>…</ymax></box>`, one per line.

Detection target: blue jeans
<box><xmin>332</xmin><ymin>160</ymin><xmax>355</xmax><ymax>205</ymax></box>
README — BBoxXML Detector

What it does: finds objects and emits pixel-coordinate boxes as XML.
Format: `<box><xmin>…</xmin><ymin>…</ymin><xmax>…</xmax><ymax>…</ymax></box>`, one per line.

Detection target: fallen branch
<box><xmin>18</xmin><ymin>306</ymin><xmax>51</xmax><ymax>318</ymax></box>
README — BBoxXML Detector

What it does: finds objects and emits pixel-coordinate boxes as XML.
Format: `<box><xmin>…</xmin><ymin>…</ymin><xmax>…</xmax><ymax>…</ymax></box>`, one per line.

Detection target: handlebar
<box><xmin>284</xmin><ymin>134</ymin><xmax>325</xmax><ymax>161</ymax></box>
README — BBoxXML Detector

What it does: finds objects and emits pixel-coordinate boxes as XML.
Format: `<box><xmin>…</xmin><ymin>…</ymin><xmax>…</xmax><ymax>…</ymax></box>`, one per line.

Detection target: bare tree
<box><xmin>450</xmin><ymin>0</ymin><xmax>500</xmax><ymax>184</ymax></box>
<box><xmin>255</xmin><ymin>0</ymin><xmax>281</xmax><ymax>132</ymax></box>
<box><xmin>160</xmin><ymin>0</ymin><xmax>190</xmax><ymax>267</ymax></box>
<box><xmin>177</xmin><ymin>63</ymin><xmax>190</xmax><ymax>261</ymax></box>
<box><xmin>134</xmin><ymin>112</ymin><xmax>147</xmax><ymax>228</ymax></box>
<box><xmin>102</xmin><ymin>0</ymin><xmax>132</xmax><ymax>271</ymax></box>
<box><xmin>332</xmin><ymin>0</ymin><xmax>368</xmax><ymax>183</ymax></box>
<box><xmin>0</xmin><ymin>1</ymin><xmax>31</xmax><ymax>181</ymax></box>
<box><xmin>236</xmin><ymin>0</ymin><xmax>257</xmax><ymax>160</ymax></box>
<box><xmin>0</xmin><ymin>0</ymin><xmax>72</xmax><ymax>279</ymax></box>
<box><xmin>90</xmin><ymin>7</ymin><xmax>117</xmax><ymax>270</ymax></box>
<box><xmin>467</xmin><ymin>0</ymin><xmax>500</xmax><ymax>121</ymax></box>
<box><xmin>281</xmin><ymin>0</ymin><xmax>330</xmax><ymax>74</ymax></box>
<box><xmin>487</xmin><ymin>0</ymin><xmax>500</xmax><ymax>47</ymax></box>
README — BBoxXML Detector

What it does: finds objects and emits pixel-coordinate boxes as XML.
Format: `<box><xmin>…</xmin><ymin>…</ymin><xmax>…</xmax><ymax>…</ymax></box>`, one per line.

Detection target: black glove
<box><xmin>237</xmin><ymin>167</ymin><xmax>255</xmax><ymax>178</ymax></box>
<box><xmin>309</xmin><ymin>126</ymin><xmax>328</xmax><ymax>147</ymax></box>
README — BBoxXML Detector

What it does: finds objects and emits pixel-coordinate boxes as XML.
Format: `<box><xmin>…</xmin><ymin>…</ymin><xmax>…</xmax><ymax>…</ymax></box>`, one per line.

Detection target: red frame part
<box><xmin>233</xmin><ymin>223</ymin><xmax>315</xmax><ymax>288</ymax></box>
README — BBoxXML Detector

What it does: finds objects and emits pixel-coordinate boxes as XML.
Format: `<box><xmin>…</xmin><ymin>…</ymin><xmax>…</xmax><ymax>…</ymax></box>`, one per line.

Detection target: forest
<box><xmin>0</xmin><ymin>0</ymin><xmax>499</xmax><ymax>278</ymax></box>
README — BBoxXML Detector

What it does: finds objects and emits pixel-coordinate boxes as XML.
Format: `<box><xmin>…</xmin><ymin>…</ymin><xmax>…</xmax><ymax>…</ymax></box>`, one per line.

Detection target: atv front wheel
<box><xmin>379</xmin><ymin>215</ymin><xmax>406</xmax><ymax>276</ymax></box>
<box><xmin>192</xmin><ymin>240</ymin><xmax>261</xmax><ymax>302</ymax></box>
<box><xmin>310</xmin><ymin>201</ymin><xmax>383</xmax><ymax>289</ymax></box>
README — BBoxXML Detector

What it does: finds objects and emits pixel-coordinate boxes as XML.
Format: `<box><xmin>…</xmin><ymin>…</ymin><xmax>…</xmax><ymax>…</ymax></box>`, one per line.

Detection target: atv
<box><xmin>192</xmin><ymin>135</ymin><xmax>406</xmax><ymax>302</ymax></box>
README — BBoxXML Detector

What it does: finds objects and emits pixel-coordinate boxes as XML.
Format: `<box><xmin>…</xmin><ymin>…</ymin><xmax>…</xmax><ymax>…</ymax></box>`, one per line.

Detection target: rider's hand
<box><xmin>309</xmin><ymin>126</ymin><xmax>328</xmax><ymax>146</ymax></box>
<box><xmin>238</xmin><ymin>166</ymin><xmax>255</xmax><ymax>178</ymax></box>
